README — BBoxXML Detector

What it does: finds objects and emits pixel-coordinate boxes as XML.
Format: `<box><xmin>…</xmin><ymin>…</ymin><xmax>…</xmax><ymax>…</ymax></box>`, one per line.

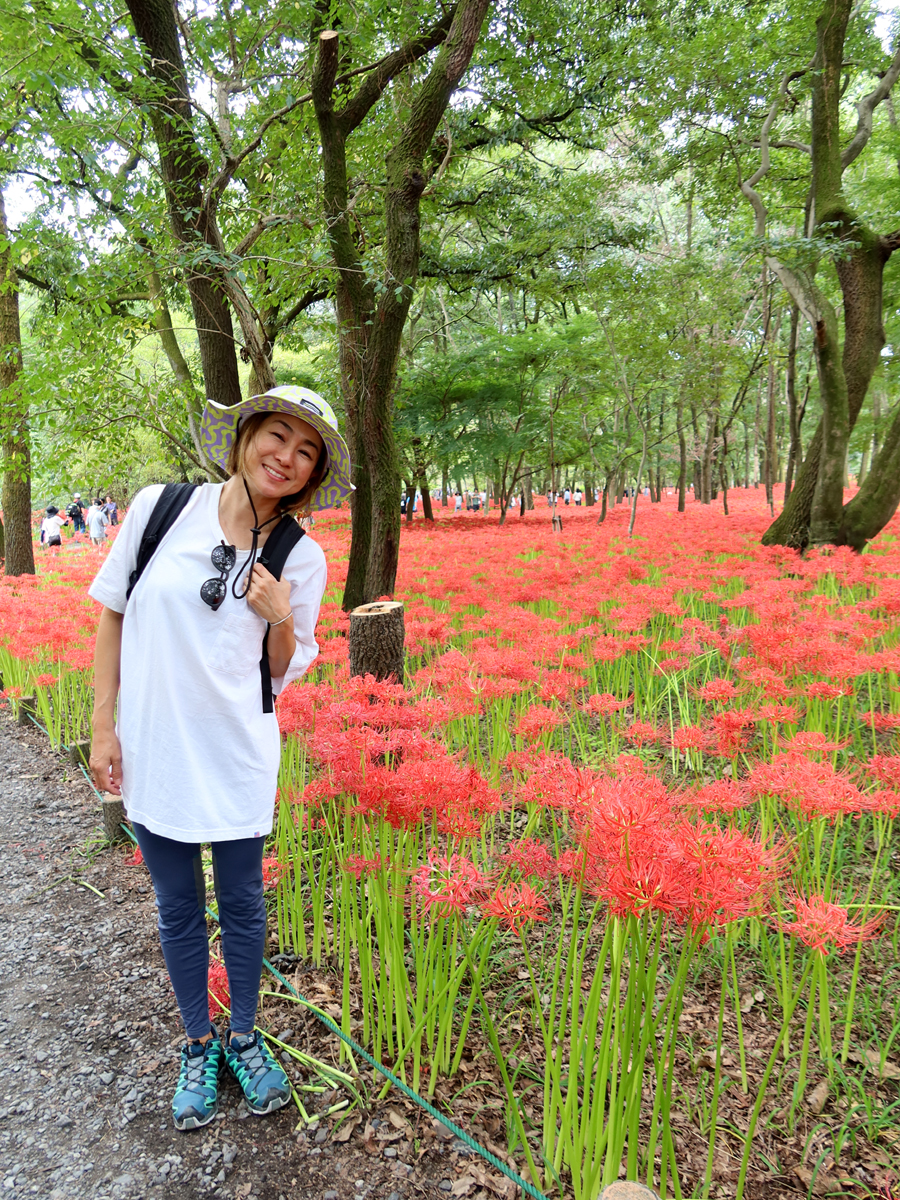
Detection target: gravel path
<box><xmin>0</xmin><ymin>711</ymin><xmax>470</xmax><ymax>1200</ymax></box>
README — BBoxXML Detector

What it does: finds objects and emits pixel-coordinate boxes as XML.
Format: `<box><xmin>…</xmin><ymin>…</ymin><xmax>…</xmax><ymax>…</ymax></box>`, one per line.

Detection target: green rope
<box><xmin>69</xmin><ymin>758</ymin><xmax>549</xmax><ymax>1200</ymax></box>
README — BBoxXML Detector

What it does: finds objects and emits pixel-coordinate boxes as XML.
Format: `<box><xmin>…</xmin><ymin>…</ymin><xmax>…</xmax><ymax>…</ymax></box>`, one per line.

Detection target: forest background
<box><xmin>1</xmin><ymin>0</ymin><xmax>899</xmax><ymax>609</ymax></box>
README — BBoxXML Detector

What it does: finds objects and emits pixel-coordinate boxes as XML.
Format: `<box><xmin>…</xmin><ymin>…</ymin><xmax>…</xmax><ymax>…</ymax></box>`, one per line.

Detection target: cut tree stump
<box><xmin>598</xmin><ymin>1185</ymin><xmax>661</xmax><ymax>1200</ymax></box>
<box><xmin>101</xmin><ymin>793</ymin><xmax>129</xmax><ymax>844</ymax></box>
<box><xmin>600</xmin><ymin>1185</ymin><xmax>662</xmax><ymax>1195</ymax></box>
<box><xmin>17</xmin><ymin>696</ymin><xmax>36</xmax><ymax>727</ymax></box>
<box><xmin>348</xmin><ymin>601</ymin><xmax>405</xmax><ymax>684</ymax></box>
<box><xmin>68</xmin><ymin>740</ymin><xmax>91</xmax><ymax>767</ymax></box>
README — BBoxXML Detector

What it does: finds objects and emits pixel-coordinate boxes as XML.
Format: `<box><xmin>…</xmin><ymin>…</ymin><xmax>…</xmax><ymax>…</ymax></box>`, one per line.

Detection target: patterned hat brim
<box><xmin>200</xmin><ymin>395</ymin><xmax>355</xmax><ymax>512</ymax></box>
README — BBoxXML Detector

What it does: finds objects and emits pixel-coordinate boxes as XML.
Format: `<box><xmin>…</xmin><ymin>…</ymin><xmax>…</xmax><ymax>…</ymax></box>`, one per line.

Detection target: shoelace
<box><xmin>180</xmin><ymin>1045</ymin><xmax>215</xmax><ymax>1091</ymax></box>
<box><xmin>231</xmin><ymin>1036</ymin><xmax>269</xmax><ymax>1084</ymax></box>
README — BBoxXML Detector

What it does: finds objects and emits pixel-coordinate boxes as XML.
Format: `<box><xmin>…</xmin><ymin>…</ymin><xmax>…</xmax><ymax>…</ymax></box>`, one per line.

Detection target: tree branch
<box><xmin>842</xmin><ymin>44</ymin><xmax>900</xmax><ymax>170</ymax></box>
<box><xmin>337</xmin><ymin>8</ymin><xmax>456</xmax><ymax>135</ymax></box>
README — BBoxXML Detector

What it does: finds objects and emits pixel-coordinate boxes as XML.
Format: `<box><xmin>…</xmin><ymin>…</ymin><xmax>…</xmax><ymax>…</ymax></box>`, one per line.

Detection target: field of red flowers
<box><xmin>2</xmin><ymin>489</ymin><xmax>899</xmax><ymax>1200</ymax></box>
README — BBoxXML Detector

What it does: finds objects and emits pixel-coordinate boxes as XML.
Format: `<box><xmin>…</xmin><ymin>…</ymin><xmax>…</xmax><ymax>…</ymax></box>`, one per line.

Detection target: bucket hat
<box><xmin>46</xmin><ymin>505</ymin><xmax>59</xmax><ymax>516</ymax></box>
<box><xmin>200</xmin><ymin>386</ymin><xmax>354</xmax><ymax>511</ymax></box>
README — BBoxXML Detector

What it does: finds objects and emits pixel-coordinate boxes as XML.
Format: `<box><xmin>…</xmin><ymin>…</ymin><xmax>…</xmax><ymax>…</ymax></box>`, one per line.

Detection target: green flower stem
<box><xmin>734</xmin><ymin>954</ymin><xmax>815</xmax><ymax>1200</ymax></box>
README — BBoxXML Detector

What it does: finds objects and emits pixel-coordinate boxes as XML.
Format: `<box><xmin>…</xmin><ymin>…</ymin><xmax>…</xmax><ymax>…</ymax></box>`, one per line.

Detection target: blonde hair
<box><xmin>227</xmin><ymin>412</ymin><xmax>328</xmax><ymax>515</ymax></box>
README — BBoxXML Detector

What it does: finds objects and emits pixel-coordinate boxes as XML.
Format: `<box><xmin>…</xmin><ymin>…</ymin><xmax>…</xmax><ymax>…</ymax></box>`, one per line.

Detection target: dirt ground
<box><xmin>0</xmin><ymin>711</ymin><xmax>494</xmax><ymax>1200</ymax></box>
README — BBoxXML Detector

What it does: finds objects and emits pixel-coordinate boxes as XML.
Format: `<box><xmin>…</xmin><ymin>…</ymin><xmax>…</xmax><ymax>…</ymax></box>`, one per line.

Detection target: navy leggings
<box><xmin>132</xmin><ymin>823</ymin><xmax>266</xmax><ymax>1040</ymax></box>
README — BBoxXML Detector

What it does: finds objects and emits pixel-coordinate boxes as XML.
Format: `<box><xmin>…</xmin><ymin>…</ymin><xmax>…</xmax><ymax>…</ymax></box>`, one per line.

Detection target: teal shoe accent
<box><xmin>172</xmin><ymin>1027</ymin><xmax>222</xmax><ymax>1131</ymax></box>
<box><xmin>224</xmin><ymin>1031</ymin><xmax>290</xmax><ymax>1115</ymax></box>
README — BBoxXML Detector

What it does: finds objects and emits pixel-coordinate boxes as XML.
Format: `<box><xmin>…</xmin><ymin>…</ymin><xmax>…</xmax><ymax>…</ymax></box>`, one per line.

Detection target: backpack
<box><xmin>66</xmin><ymin>502</ymin><xmax>80</xmax><ymax>519</ymax></box>
<box><xmin>124</xmin><ymin>482</ymin><xmax>305</xmax><ymax>713</ymax></box>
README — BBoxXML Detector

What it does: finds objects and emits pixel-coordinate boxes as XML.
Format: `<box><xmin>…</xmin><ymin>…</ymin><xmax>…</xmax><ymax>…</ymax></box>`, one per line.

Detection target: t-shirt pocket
<box><xmin>206</xmin><ymin>611</ymin><xmax>267</xmax><ymax>677</ymax></box>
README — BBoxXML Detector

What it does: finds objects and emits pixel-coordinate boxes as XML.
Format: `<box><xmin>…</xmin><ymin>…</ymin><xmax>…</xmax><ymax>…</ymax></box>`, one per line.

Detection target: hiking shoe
<box><xmin>172</xmin><ymin>1027</ymin><xmax>223</xmax><ymax>1131</ymax></box>
<box><xmin>224</xmin><ymin>1030</ymin><xmax>291</xmax><ymax>1115</ymax></box>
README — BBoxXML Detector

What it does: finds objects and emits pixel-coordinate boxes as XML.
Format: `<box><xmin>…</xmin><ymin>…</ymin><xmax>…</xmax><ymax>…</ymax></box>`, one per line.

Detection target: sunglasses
<box><xmin>200</xmin><ymin>542</ymin><xmax>237</xmax><ymax>610</ymax></box>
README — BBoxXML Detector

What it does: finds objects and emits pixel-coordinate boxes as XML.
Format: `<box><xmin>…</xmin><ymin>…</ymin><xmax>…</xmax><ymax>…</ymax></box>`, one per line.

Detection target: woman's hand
<box><xmin>90</xmin><ymin>727</ymin><xmax>123</xmax><ymax>796</ymax></box>
<box><xmin>245</xmin><ymin>563</ymin><xmax>292</xmax><ymax>625</ymax></box>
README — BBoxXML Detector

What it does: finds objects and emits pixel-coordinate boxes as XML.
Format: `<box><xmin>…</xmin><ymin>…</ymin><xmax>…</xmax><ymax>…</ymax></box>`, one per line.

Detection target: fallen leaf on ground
<box><xmin>848</xmin><ymin>1049</ymin><xmax>900</xmax><ymax>1079</ymax></box>
<box><xmin>806</xmin><ymin>1079</ymin><xmax>829</xmax><ymax>1114</ymax></box>
<box><xmin>331</xmin><ymin>1114</ymin><xmax>360</xmax><ymax>1143</ymax></box>
<box><xmin>793</xmin><ymin>1165</ymin><xmax>847</xmax><ymax>1195</ymax></box>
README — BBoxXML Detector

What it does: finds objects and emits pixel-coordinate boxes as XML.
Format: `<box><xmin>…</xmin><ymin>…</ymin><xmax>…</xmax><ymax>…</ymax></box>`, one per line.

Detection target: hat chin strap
<box><xmin>232</xmin><ymin>475</ymin><xmax>282</xmax><ymax>600</ymax></box>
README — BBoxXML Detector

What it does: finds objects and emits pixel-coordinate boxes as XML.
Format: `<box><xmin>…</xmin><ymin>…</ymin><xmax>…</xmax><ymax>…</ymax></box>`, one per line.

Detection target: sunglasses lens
<box><xmin>211</xmin><ymin>544</ymin><xmax>236</xmax><ymax>571</ymax></box>
<box><xmin>200</xmin><ymin>578</ymin><xmax>227</xmax><ymax>609</ymax></box>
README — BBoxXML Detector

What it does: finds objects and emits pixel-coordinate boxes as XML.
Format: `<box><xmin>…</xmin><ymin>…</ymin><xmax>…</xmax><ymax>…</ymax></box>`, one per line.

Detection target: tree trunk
<box><xmin>838</xmin><ymin>403</ymin><xmax>900</xmax><ymax>548</ymax></box>
<box><xmin>676</xmin><ymin>395</ymin><xmax>687</xmax><ymax>511</ymax></box>
<box><xmin>783</xmin><ymin>303</ymin><xmax>800</xmax><ymax>500</ymax></box>
<box><xmin>0</xmin><ymin>188</ymin><xmax>34</xmax><ymax>578</ymax></box>
<box><xmin>123</xmin><ymin>0</ymin><xmax>246</xmax><ymax>406</ymax></box>
<box><xmin>523</xmin><ymin>467</ymin><xmax>534</xmax><ymax>510</ymax></box>
<box><xmin>441</xmin><ymin>467</ymin><xmax>448</xmax><ymax>506</ymax></box>
<box><xmin>349</xmin><ymin>601</ymin><xmax>405</xmax><ymax>684</ymax></box>
<box><xmin>761</xmin><ymin>0</ymin><xmax>898</xmax><ymax>548</ymax></box>
<box><xmin>312</xmin><ymin>1</ymin><xmax>489</xmax><ymax>606</ymax></box>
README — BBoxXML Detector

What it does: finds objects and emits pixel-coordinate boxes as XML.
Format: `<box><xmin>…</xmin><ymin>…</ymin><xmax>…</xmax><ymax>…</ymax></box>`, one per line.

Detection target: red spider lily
<box><xmin>496</xmin><ymin>838</ymin><xmax>558</xmax><ymax>880</ymax></box>
<box><xmin>623</xmin><ymin>720</ymin><xmax>661</xmax><ymax>747</ymax></box>
<box><xmin>585</xmin><ymin>692</ymin><xmax>630</xmax><ymax>716</ymax></box>
<box><xmin>33</xmin><ymin>673</ymin><xmax>58</xmax><ymax>687</ymax></box>
<box><xmin>482</xmin><ymin>880</ymin><xmax>549</xmax><ymax>933</ymax></box>
<box><xmin>697</xmin><ymin>678</ymin><xmax>739</xmax><ymax>703</ymax></box>
<box><xmin>412</xmin><ymin>849</ymin><xmax>485</xmax><ymax>917</ymax></box>
<box><xmin>784</xmin><ymin>731</ymin><xmax>848</xmax><ymax>755</ymax></box>
<box><xmin>208</xmin><ymin>956</ymin><xmax>230</xmax><ymax>1017</ymax></box>
<box><xmin>123</xmin><ymin>845</ymin><xmax>144</xmax><ymax>867</ymax></box>
<box><xmin>679</xmin><ymin>779</ymin><xmax>750</xmax><ymax>814</ymax></box>
<box><xmin>778</xmin><ymin>893</ymin><xmax>883</xmax><ymax>956</ymax></box>
<box><xmin>755</xmin><ymin>702</ymin><xmax>798</xmax><ymax>724</ymax></box>
<box><xmin>674</xmin><ymin>822</ymin><xmax>778</xmax><ymax>929</ymax></box>
<box><xmin>261</xmin><ymin>856</ymin><xmax>285</xmax><ymax>889</ymax></box>
<box><xmin>861</xmin><ymin>711</ymin><xmax>900</xmax><ymax>730</ymax></box>
<box><xmin>863</xmin><ymin>755</ymin><xmax>900</xmax><ymax>787</ymax></box>
<box><xmin>343</xmin><ymin>852</ymin><xmax>383</xmax><ymax>878</ymax></box>
<box><xmin>806</xmin><ymin>681</ymin><xmax>851</xmax><ymax>700</ymax></box>
<box><xmin>672</xmin><ymin>725</ymin><xmax>703</xmax><ymax>751</ymax></box>
<box><xmin>515</xmin><ymin>704</ymin><xmax>567</xmax><ymax>741</ymax></box>
<box><xmin>745</xmin><ymin>754</ymin><xmax>869</xmax><ymax>819</ymax></box>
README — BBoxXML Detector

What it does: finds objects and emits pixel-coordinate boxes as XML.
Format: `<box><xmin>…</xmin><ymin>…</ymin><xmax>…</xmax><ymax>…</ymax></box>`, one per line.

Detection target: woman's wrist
<box><xmin>269</xmin><ymin>610</ymin><xmax>293</xmax><ymax>627</ymax></box>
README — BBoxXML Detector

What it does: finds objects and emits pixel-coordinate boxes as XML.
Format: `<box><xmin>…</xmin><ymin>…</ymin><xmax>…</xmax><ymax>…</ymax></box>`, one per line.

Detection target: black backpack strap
<box><xmin>126</xmin><ymin>482</ymin><xmax>199</xmax><ymax>601</ymax></box>
<box><xmin>256</xmin><ymin>515</ymin><xmax>305</xmax><ymax>714</ymax></box>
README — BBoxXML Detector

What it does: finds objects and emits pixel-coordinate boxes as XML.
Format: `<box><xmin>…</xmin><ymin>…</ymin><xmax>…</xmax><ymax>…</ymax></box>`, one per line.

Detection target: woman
<box><xmin>88</xmin><ymin>385</ymin><xmax>353</xmax><ymax>1131</ymax></box>
<box><xmin>87</xmin><ymin>497</ymin><xmax>110</xmax><ymax>545</ymax></box>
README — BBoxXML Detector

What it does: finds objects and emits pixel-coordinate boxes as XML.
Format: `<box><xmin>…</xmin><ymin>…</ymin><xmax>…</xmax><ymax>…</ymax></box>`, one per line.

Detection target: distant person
<box><xmin>87</xmin><ymin>497</ymin><xmax>110</xmax><ymax>545</ymax></box>
<box><xmin>40</xmin><ymin>505</ymin><xmax>67</xmax><ymax>548</ymax></box>
<box><xmin>454</xmin><ymin>492</ymin><xmax>462</xmax><ymax>512</ymax></box>
<box><xmin>104</xmin><ymin>494</ymin><xmax>118</xmax><ymax>526</ymax></box>
<box><xmin>67</xmin><ymin>493</ymin><xmax>86</xmax><ymax>533</ymax></box>
<box><xmin>564</xmin><ymin>487</ymin><xmax>571</xmax><ymax>505</ymax></box>
<box><xmin>574</xmin><ymin>489</ymin><xmax>582</xmax><ymax>506</ymax></box>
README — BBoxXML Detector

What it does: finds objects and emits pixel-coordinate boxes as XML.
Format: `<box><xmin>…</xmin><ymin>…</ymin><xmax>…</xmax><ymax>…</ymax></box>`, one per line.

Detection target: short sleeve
<box><xmin>271</xmin><ymin>536</ymin><xmax>328</xmax><ymax>695</ymax></box>
<box><xmin>88</xmin><ymin>485</ymin><xmax>165</xmax><ymax>613</ymax></box>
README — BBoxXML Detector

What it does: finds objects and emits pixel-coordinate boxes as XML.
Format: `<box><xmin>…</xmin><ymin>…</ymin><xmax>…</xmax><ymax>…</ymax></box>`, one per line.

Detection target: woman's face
<box><xmin>243</xmin><ymin>413</ymin><xmax>325</xmax><ymax>500</ymax></box>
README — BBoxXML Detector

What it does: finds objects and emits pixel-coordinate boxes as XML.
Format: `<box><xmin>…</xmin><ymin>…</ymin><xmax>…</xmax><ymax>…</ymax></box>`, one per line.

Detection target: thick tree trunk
<box><xmin>0</xmin><ymin>189</ymin><xmax>34</xmax><ymax>578</ymax></box>
<box><xmin>523</xmin><ymin>467</ymin><xmax>534</xmax><ymax>510</ymax></box>
<box><xmin>124</xmin><ymin>0</ymin><xmax>245</xmax><ymax>405</ymax></box>
<box><xmin>838</xmin><ymin>403</ymin><xmax>900</xmax><ymax>548</ymax></box>
<box><xmin>313</xmin><ymin>2</ymin><xmax>488</xmax><ymax>605</ymax></box>
<box><xmin>761</xmin><ymin>0</ymin><xmax>897</xmax><ymax>548</ymax></box>
<box><xmin>783</xmin><ymin>303</ymin><xmax>800</xmax><ymax>500</ymax></box>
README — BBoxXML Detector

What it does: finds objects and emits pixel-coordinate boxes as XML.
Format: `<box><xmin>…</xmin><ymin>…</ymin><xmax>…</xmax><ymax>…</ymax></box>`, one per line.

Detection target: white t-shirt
<box><xmin>89</xmin><ymin>483</ymin><xmax>326</xmax><ymax>842</ymax></box>
<box><xmin>41</xmin><ymin>514</ymin><xmax>66</xmax><ymax>540</ymax></box>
